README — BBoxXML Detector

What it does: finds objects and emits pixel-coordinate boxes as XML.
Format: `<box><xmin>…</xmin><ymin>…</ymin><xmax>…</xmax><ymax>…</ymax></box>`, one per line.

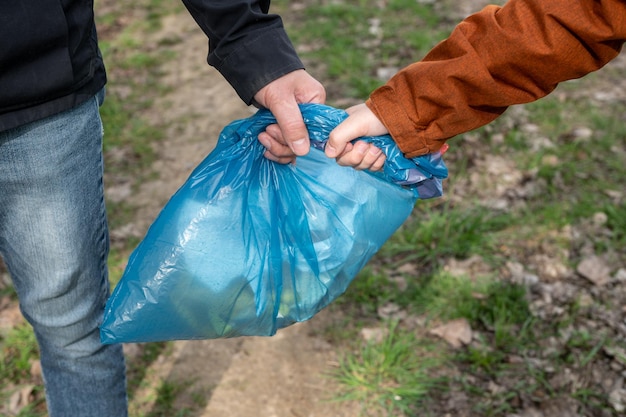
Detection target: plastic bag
<box><xmin>100</xmin><ymin>104</ymin><xmax>448</xmax><ymax>343</ymax></box>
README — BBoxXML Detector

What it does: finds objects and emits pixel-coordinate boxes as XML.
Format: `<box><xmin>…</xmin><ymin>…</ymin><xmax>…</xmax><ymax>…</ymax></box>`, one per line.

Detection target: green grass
<box><xmin>503</xmin><ymin>98</ymin><xmax>626</xmax><ymax>219</ymax></box>
<box><xmin>0</xmin><ymin>323</ymin><xmax>39</xmax><ymax>383</ymax></box>
<box><xmin>398</xmin><ymin>271</ymin><xmax>493</xmax><ymax>320</ymax></box>
<box><xmin>337</xmin><ymin>267</ymin><xmax>399</xmax><ymax>316</ymax></box>
<box><xmin>380</xmin><ymin>203</ymin><xmax>513</xmax><ymax>267</ymax></box>
<box><xmin>145</xmin><ymin>380</ymin><xmax>194</xmax><ymax>417</ymax></box>
<box><xmin>401</xmin><ymin>270</ymin><xmax>533</xmax><ymax>353</ymax></box>
<box><xmin>274</xmin><ymin>0</ymin><xmax>447</xmax><ymax>101</ymax></box>
<box><xmin>99</xmin><ymin>94</ymin><xmax>161</xmax><ymax>170</ymax></box>
<box><xmin>0</xmin><ymin>322</ymin><xmax>46</xmax><ymax>415</ymax></box>
<box><xmin>3</xmin><ymin>1</ymin><xmax>624</xmax><ymax>416</ymax></box>
<box><xmin>331</xmin><ymin>321</ymin><xmax>444</xmax><ymax>416</ymax></box>
<box><xmin>604</xmin><ymin>202</ymin><xmax>626</xmax><ymax>246</ymax></box>
<box><xmin>274</xmin><ymin>2</ymin><xmax>625</xmax><ymax>413</ymax></box>
<box><xmin>336</xmin><ymin>268</ymin><xmax>536</xmax><ymax>413</ymax></box>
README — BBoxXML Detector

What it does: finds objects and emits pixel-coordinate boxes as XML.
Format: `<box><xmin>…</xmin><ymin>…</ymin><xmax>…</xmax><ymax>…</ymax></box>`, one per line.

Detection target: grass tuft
<box><xmin>331</xmin><ymin>321</ymin><xmax>444</xmax><ymax>416</ymax></box>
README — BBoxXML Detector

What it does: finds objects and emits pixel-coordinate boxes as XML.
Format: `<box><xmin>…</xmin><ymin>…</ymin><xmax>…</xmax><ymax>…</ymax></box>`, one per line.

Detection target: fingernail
<box><xmin>291</xmin><ymin>138</ymin><xmax>307</xmax><ymax>155</ymax></box>
<box><xmin>258</xmin><ymin>135</ymin><xmax>271</xmax><ymax>149</ymax></box>
<box><xmin>325</xmin><ymin>144</ymin><xmax>336</xmax><ymax>157</ymax></box>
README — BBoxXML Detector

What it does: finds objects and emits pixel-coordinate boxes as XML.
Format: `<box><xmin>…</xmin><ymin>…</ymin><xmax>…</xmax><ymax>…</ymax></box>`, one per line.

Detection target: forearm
<box><xmin>368</xmin><ymin>0</ymin><xmax>626</xmax><ymax>157</ymax></box>
<box><xmin>181</xmin><ymin>0</ymin><xmax>304</xmax><ymax>104</ymax></box>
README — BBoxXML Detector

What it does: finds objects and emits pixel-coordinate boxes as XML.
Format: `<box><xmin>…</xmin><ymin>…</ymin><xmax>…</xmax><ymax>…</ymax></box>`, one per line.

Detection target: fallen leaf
<box><xmin>429</xmin><ymin>318</ymin><xmax>473</xmax><ymax>349</ymax></box>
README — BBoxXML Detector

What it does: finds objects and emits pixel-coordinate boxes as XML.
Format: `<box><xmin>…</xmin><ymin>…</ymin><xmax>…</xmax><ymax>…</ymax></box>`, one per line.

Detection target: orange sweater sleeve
<box><xmin>367</xmin><ymin>0</ymin><xmax>626</xmax><ymax>158</ymax></box>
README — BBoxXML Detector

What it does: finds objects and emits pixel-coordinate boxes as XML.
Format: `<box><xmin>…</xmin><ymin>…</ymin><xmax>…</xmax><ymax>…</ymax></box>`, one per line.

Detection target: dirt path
<box><xmin>126</xmin><ymin>12</ymin><xmax>252</xmax><ymax>233</ymax></box>
<box><xmin>117</xmin><ymin>11</ymin><xmax>361</xmax><ymax>417</ymax></box>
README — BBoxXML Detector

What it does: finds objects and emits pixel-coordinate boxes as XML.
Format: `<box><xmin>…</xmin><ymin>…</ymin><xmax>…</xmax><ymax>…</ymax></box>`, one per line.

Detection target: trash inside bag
<box><xmin>100</xmin><ymin>103</ymin><xmax>448</xmax><ymax>344</ymax></box>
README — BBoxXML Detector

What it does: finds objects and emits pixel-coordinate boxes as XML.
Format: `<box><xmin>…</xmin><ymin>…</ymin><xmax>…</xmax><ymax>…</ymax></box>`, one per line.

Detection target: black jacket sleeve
<box><xmin>180</xmin><ymin>0</ymin><xmax>305</xmax><ymax>104</ymax></box>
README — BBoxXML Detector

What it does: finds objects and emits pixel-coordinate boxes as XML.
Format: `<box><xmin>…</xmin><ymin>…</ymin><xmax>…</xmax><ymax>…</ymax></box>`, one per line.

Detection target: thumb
<box><xmin>326</xmin><ymin>116</ymin><xmax>362</xmax><ymax>158</ymax></box>
<box><xmin>271</xmin><ymin>99</ymin><xmax>310</xmax><ymax>156</ymax></box>
<box><xmin>326</xmin><ymin>103</ymin><xmax>388</xmax><ymax>158</ymax></box>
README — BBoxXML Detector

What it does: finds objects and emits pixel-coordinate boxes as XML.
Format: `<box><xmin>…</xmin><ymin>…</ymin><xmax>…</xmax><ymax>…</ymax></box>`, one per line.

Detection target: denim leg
<box><xmin>0</xmin><ymin>94</ymin><xmax>128</xmax><ymax>417</ymax></box>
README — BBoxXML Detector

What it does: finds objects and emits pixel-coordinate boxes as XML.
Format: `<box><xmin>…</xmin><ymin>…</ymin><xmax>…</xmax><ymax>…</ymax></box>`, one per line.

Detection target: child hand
<box><xmin>325</xmin><ymin>103</ymin><xmax>389</xmax><ymax>171</ymax></box>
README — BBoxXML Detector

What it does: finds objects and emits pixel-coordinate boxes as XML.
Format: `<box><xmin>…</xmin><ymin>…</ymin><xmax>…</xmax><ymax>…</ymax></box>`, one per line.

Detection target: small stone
<box><xmin>570</xmin><ymin>126</ymin><xmax>593</xmax><ymax>140</ymax></box>
<box><xmin>531</xmin><ymin>254</ymin><xmax>571</xmax><ymax>282</ymax></box>
<box><xmin>614</xmin><ymin>268</ymin><xmax>626</xmax><ymax>282</ymax></box>
<box><xmin>8</xmin><ymin>384</ymin><xmax>35</xmax><ymax>415</ymax></box>
<box><xmin>592</xmin><ymin>211</ymin><xmax>608</xmax><ymax>227</ymax></box>
<box><xmin>609</xmin><ymin>386</ymin><xmax>626</xmax><ymax>413</ymax></box>
<box><xmin>577</xmin><ymin>255</ymin><xmax>611</xmax><ymax>286</ymax></box>
<box><xmin>521</xmin><ymin>123</ymin><xmax>540</xmax><ymax>134</ymax></box>
<box><xmin>377</xmin><ymin>303</ymin><xmax>406</xmax><ymax>321</ymax></box>
<box><xmin>541</xmin><ymin>154</ymin><xmax>559</xmax><ymax>166</ymax></box>
<box><xmin>605</xmin><ymin>346</ymin><xmax>626</xmax><ymax>366</ymax></box>
<box><xmin>375</xmin><ymin>66</ymin><xmax>397</xmax><ymax>81</ymax></box>
<box><xmin>360</xmin><ymin>327</ymin><xmax>388</xmax><ymax>344</ymax></box>
<box><xmin>29</xmin><ymin>360</ymin><xmax>42</xmax><ymax>384</ymax></box>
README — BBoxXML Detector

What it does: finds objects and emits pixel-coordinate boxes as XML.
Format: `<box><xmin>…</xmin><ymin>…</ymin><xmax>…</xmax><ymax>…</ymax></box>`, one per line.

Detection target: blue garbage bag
<box><xmin>100</xmin><ymin>104</ymin><xmax>448</xmax><ymax>343</ymax></box>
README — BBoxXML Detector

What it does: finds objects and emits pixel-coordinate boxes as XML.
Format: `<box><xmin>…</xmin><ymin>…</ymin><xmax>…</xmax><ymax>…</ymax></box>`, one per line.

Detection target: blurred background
<box><xmin>1</xmin><ymin>1</ymin><xmax>625</xmax><ymax>416</ymax></box>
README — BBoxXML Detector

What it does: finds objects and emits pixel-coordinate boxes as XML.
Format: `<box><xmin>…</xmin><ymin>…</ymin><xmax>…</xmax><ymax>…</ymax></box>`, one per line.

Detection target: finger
<box><xmin>258</xmin><ymin>131</ymin><xmax>294</xmax><ymax>159</ymax></box>
<box><xmin>264</xmin><ymin>124</ymin><xmax>284</xmax><ymax>144</ymax></box>
<box><xmin>271</xmin><ymin>99</ymin><xmax>310</xmax><ymax>156</ymax></box>
<box><xmin>258</xmin><ymin>127</ymin><xmax>290</xmax><ymax>153</ymax></box>
<box><xmin>357</xmin><ymin>144</ymin><xmax>385</xmax><ymax>171</ymax></box>
<box><xmin>263</xmin><ymin>149</ymin><xmax>296</xmax><ymax>164</ymax></box>
<box><xmin>336</xmin><ymin>142</ymin><xmax>386</xmax><ymax>171</ymax></box>
<box><xmin>370</xmin><ymin>153</ymin><xmax>387</xmax><ymax>172</ymax></box>
<box><xmin>335</xmin><ymin>141</ymin><xmax>370</xmax><ymax>168</ymax></box>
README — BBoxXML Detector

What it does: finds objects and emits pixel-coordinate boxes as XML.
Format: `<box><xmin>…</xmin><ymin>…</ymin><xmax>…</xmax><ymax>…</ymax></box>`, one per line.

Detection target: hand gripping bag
<box><xmin>100</xmin><ymin>104</ymin><xmax>448</xmax><ymax>343</ymax></box>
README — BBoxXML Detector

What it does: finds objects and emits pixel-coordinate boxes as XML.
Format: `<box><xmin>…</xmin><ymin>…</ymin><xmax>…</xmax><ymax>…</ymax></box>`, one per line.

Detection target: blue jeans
<box><xmin>0</xmin><ymin>91</ymin><xmax>128</xmax><ymax>417</ymax></box>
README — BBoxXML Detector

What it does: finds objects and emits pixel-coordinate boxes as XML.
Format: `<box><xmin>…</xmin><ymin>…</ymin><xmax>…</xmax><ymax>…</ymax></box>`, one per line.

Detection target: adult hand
<box><xmin>254</xmin><ymin>69</ymin><xmax>326</xmax><ymax>163</ymax></box>
<box><xmin>325</xmin><ymin>103</ymin><xmax>388</xmax><ymax>171</ymax></box>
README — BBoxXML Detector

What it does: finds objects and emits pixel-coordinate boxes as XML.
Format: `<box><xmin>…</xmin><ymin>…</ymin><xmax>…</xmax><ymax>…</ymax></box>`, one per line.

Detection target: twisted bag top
<box><xmin>100</xmin><ymin>104</ymin><xmax>448</xmax><ymax>343</ymax></box>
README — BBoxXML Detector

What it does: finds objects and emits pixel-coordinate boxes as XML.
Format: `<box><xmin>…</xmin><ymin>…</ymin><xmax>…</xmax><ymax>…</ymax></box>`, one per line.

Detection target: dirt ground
<box><xmin>104</xmin><ymin>4</ymin><xmax>626</xmax><ymax>417</ymax></box>
<box><xmin>3</xmin><ymin>1</ymin><xmax>625</xmax><ymax>416</ymax></box>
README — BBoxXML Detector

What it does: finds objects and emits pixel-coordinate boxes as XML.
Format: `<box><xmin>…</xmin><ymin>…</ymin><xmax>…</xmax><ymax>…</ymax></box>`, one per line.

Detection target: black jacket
<box><xmin>0</xmin><ymin>0</ymin><xmax>304</xmax><ymax>132</ymax></box>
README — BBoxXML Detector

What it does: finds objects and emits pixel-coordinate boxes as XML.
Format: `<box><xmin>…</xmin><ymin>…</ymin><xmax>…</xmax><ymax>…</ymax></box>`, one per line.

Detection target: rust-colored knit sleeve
<box><xmin>368</xmin><ymin>0</ymin><xmax>626</xmax><ymax>158</ymax></box>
